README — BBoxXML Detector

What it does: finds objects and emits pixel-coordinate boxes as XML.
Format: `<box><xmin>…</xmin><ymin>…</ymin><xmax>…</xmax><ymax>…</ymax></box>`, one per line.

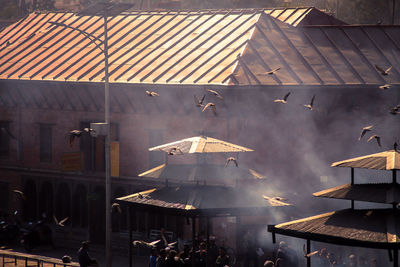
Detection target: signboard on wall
<box><xmin>61</xmin><ymin>152</ymin><xmax>84</xmax><ymax>172</ymax></box>
<box><xmin>111</xmin><ymin>141</ymin><xmax>119</xmax><ymax>177</ymax></box>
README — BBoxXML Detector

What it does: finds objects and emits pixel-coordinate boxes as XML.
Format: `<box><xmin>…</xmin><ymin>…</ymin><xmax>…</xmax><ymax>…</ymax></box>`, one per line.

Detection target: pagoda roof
<box><xmin>331</xmin><ymin>150</ymin><xmax>400</xmax><ymax>170</ymax></box>
<box><xmin>313</xmin><ymin>183</ymin><xmax>400</xmax><ymax>204</ymax></box>
<box><xmin>269</xmin><ymin>208</ymin><xmax>400</xmax><ymax>249</ymax></box>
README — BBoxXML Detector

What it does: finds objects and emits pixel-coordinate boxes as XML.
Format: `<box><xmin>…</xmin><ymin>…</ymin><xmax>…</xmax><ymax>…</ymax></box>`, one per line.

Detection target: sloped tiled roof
<box><xmin>0</xmin><ymin>9</ymin><xmax>398</xmax><ymax>86</ymax></box>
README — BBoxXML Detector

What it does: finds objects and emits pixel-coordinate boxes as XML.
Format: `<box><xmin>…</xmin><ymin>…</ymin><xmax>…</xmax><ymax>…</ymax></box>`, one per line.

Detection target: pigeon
<box><xmin>0</xmin><ymin>127</ymin><xmax>16</xmax><ymax>140</ymax></box>
<box><xmin>379</xmin><ymin>84</ymin><xmax>391</xmax><ymax>90</ymax></box>
<box><xmin>53</xmin><ymin>215</ymin><xmax>69</xmax><ymax>227</ymax></box>
<box><xmin>202</xmin><ymin>103</ymin><xmax>217</xmax><ymax>115</ymax></box>
<box><xmin>303</xmin><ymin>244</ymin><xmax>319</xmax><ymax>258</ymax></box>
<box><xmin>111</xmin><ymin>203</ymin><xmax>122</xmax><ymax>213</ymax></box>
<box><xmin>13</xmin><ymin>190</ymin><xmax>26</xmax><ymax>200</ymax></box>
<box><xmin>375</xmin><ymin>65</ymin><xmax>392</xmax><ymax>75</ymax></box>
<box><xmin>133</xmin><ymin>239</ymin><xmax>161</xmax><ymax>248</ymax></box>
<box><xmin>389</xmin><ymin>106</ymin><xmax>400</xmax><ymax>115</ymax></box>
<box><xmin>67</xmin><ymin>128</ymin><xmax>95</xmax><ymax>147</ymax></box>
<box><xmin>167</xmin><ymin>241</ymin><xmax>177</xmax><ymax>248</ymax></box>
<box><xmin>367</xmin><ymin>135</ymin><xmax>381</xmax><ymax>147</ymax></box>
<box><xmin>273</xmin><ymin>92</ymin><xmax>290</xmax><ymax>104</ymax></box>
<box><xmin>194</xmin><ymin>95</ymin><xmax>205</xmax><ymax>107</ymax></box>
<box><xmin>206</xmin><ymin>89</ymin><xmax>223</xmax><ymax>101</ymax></box>
<box><xmin>262</xmin><ymin>195</ymin><xmax>291</xmax><ymax>206</ymax></box>
<box><xmin>225</xmin><ymin>157</ymin><xmax>238</xmax><ymax>167</ymax></box>
<box><xmin>263</xmin><ymin>67</ymin><xmax>281</xmax><ymax>75</ymax></box>
<box><xmin>145</xmin><ymin>90</ymin><xmax>159</xmax><ymax>97</ymax></box>
<box><xmin>358</xmin><ymin>125</ymin><xmax>373</xmax><ymax>141</ymax></box>
<box><xmin>303</xmin><ymin>95</ymin><xmax>315</xmax><ymax>110</ymax></box>
<box><xmin>168</xmin><ymin>147</ymin><xmax>183</xmax><ymax>155</ymax></box>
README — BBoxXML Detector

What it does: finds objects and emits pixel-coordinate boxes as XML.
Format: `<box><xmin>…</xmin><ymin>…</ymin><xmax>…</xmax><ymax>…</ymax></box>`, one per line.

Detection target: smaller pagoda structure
<box><xmin>268</xmin><ymin>149</ymin><xmax>400</xmax><ymax>267</ymax></box>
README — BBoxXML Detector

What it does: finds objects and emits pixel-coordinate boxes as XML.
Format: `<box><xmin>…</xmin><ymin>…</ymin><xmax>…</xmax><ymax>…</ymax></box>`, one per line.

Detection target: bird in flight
<box><xmin>263</xmin><ymin>67</ymin><xmax>281</xmax><ymax>75</ymax></box>
<box><xmin>145</xmin><ymin>90</ymin><xmax>159</xmax><ymax>97</ymax></box>
<box><xmin>207</xmin><ymin>89</ymin><xmax>223</xmax><ymax>101</ymax></box>
<box><xmin>111</xmin><ymin>203</ymin><xmax>122</xmax><ymax>214</ymax></box>
<box><xmin>133</xmin><ymin>240</ymin><xmax>160</xmax><ymax>248</ymax></box>
<box><xmin>168</xmin><ymin>147</ymin><xmax>183</xmax><ymax>155</ymax></box>
<box><xmin>379</xmin><ymin>84</ymin><xmax>391</xmax><ymax>90</ymax></box>
<box><xmin>367</xmin><ymin>134</ymin><xmax>381</xmax><ymax>147</ymax></box>
<box><xmin>273</xmin><ymin>92</ymin><xmax>290</xmax><ymax>104</ymax></box>
<box><xmin>67</xmin><ymin>128</ymin><xmax>95</xmax><ymax>147</ymax></box>
<box><xmin>389</xmin><ymin>105</ymin><xmax>400</xmax><ymax>115</ymax></box>
<box><xmin>53</xmin><ymin>215</ymin><xmax>69</xmax><ymax>227</ymax></box>
<box><xmin>262</xmin><ymin>195</ymin><xmax>291</xmax><ymax>206</ymax></box>
<box><xmin>194</xmin><ymin>95</ymin><xmax>205</xmax><ymax>107</ymax></box>
<box><xmin>303</xmin><ymin>245</ymin><xmax>319</xmax><ymax>258</ymax></box>
<box><xmin>0</xmin><ymin>127</ymin><xmax>16</xmax><ymax>140</ymax></box>
<box><xmin>13</xmin><ymin>190</ymin><xmax>26</xmax><ymax>200</ymax></box>
<box><xmin>375</xmin><ymin>65</ymin><xmax>392</xmax><ymax>75</ymax></box>
<box><xmin>225</xmin><ymin>157</ymin><xmax>238</xmax><ymax>167</ymax></box>
<box><xmin>202</xmin><ymin>103</ymin><xmax>217</xmax><ymax>116</ymax></box>
<box><xmin>303</xmin><ymin>95</ymin><xmax>315</xmax><ymax>110</ymax></box>
<box><xmin>358</xmin><ymin>125</ymin><xmax>373</xmax><ymax>141</ymax></box>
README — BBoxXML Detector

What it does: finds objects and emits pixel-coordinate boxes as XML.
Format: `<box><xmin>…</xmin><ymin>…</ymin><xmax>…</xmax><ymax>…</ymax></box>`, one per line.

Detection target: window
<box><xmin>80</xmin><ymin>121</ymin><xmax>119</xmax><ymax>172</ymax></box>
<box><xmin>40</xmin><ymin>124</ymin><xmax>52</xmax><ymax>163</ymax></box>
<box><xmin>0</xmin><ymin>121</ymin><xmax>10</xmax><ymax>158</ymax></box>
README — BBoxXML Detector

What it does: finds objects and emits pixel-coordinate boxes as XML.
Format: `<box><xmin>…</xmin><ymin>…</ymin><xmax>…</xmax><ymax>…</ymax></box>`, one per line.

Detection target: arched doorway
<box><xmin>112</xmin><ymin>187</ymin><xmax>127</xmax><ymax>232</ymax></box>
<box><xmin>72</xmin><ymin>184</ymin><xmax>88</xmax><ymax>228</ymax></box>
<box><xmin>55</xmin><ymin>183</ymin><xmax>71</xmax><ymax>226</ymax></box>
<box><xmin>89</xmin><ymin>186</ymin><xmax>105</xmax><ymax>243</ymax></box>
<box><xmin>39</xmin><ymin>181</ymin><xmax>53</xmax><ymax>223</ymax></box>
<box><xmin>23</xmin><ymin>179</ymin><xmax>37</xmax><ymax>221</ymax></box>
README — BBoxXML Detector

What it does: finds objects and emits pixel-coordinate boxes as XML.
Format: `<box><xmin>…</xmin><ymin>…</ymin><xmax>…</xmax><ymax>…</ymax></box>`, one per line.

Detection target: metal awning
<box><xmin>313</xmin><ymin>183</ymin><xmax>400</xmax><ymax>204</ymax></box>
<box><xmin>138</xmin><ymin>163</ymin><xmax>265</xmax><ymax>180</ymax></box>
<box><xmin>148</xmin><ymin>136</ymin><xmax>253</xmax><ymax>154</ymax></box>
<box><xmin>331</xmin><ymin>150</ymin><xmax>400</xmax><ymax>170</ymax></box>
<box><xmin>268</xmin><ymin>208</ymin><xmax>400</xmax><ymax>249</ymax></box>
<box><xmin>116</xmin><ymin>184</ymin><xmax>290</xmax><ymax>217</ymax></box>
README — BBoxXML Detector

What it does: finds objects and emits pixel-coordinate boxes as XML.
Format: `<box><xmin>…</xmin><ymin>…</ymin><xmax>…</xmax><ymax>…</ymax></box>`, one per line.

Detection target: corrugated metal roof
<box><xmin>137</xmin><ymin>163</ymin><xmax>265</xmax><ymax>180</ymax></box>
<box><xmin>148</xmin><ymin>136</ymin><xmax>253</xmax><ymax>153</ymax></box>
<box><xmin>272</xmin><ymin>209</ymin><xmax>400</xmax><ymax>246</ymax></box>
<box><xmin>264</xmin><ymin>7</ymin><xmax>346</xmax><ymax>27</ymax></box>
<box><xmin>117</xmin><ymin>184</ymin><xmax>287</xmax><ymax>213</ymax></box>
<box><xmin>313</xmin><ymin>183</ymin><xmax>400</xmax><ymax>204</ymax></box>
<box><xmin>331</xmin><ymin>150</ymin><xmax>400</xmax><ymax>170</ymax></box>
<box><xmin>0</xmin><ymin>9</ymin><xmax>398</xmax><ymax>86</ymax></box>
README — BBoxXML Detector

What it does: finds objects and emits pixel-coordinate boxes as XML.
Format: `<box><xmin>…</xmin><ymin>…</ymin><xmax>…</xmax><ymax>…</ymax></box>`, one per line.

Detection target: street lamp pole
<box><xmin>49</xmin><ymin>3</ymin><xmax>133</xmax><ymax>267</ymax></box>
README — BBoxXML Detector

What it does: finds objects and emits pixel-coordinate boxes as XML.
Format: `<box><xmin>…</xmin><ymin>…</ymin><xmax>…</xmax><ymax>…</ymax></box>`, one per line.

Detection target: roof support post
<box><xmin>206</xmin><ymin>216</ymin><xmax>210</xmax><ymax>267</ymax></box>
<box><xmin>394</xmin><ymin>248</ymin><xmax>398</xmax><ymax>267</ymax></box>
<box><xmin>192</xmin><ymin>216</ymin><xmax>196</xmax><ymax>267</ymax></box>
<box><xmin>307</xmin><ymin>239</ymin><xmax>311</xmax><ymax>267</ymax></box>
<box><xmin>389</xmin><ymin>249</ymin><xmax>393</xmax><ymax>262</ymax></box>
<box><xmin>393</xmin><ymin>170</ymin><xmax>397</xmax><ymax>184</ymax></box>
<box><xmin>272</xmin><ymin>231</ymin><xmax>276</xmax><ymax>244</ymax></box>
<box><xmin>128</xmin><ymin>206</ymin><xmax>133</xmax><ymax>267</ymax></box>
<box><xmin>351</xmin><ymin>168</ymin><xmax>354</xmax><ymax>185</ymax></box>
<box><xmin>351</xmin><ymin>200</ymin><xmax>354</xmax><ymax>210</ymax></box>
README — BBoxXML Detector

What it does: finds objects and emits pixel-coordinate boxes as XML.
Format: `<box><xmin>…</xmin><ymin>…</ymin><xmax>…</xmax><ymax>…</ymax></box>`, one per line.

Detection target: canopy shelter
<box><xmin>138</xmin><ymin>163</ymin><xmax>266</xmax><ymax>181</ymax></box>
<box><xmin>148</xmin><ymin>136</ymin><xmax>253</xmax><ymax>154</ymax></box>
<box><xmin>268</xmin><ymin>150</ymin><xmax>400</xmax><ymax>267</ymax></box>
<box><xmin>268</xmin><ymin>208</ymin><xmax>400</xmax><ymax>249</ymax></box>
<box><xmin>117</xmin><ymin>184</ymin><xmax>291</xmax><ymax>267</ymax></box>
<box><xmin>313</xmin><ymin>183</ymin><xmax>400</xmax><ymax>204</ymax></box>
<box><xmin>331</xmin><ymin>150</ymin><xmax>400</xmax><ymax>171</ymax></box>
